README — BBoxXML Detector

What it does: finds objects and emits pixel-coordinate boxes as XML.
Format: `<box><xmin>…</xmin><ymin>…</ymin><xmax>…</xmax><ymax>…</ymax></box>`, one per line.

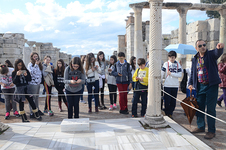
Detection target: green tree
<box><xmin>201</xmin><ymin>0</ymin><xmax>226</xmax><ymax>18</ymax></box>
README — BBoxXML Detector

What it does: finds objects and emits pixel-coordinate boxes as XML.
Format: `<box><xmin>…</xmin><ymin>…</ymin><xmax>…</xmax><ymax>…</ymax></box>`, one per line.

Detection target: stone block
<box><xmin>3</xmin><ymin>48</ymin><xmax>22</xmax><ymax>54</ymax></box>
<box><xmin>202</xmin><ymin>32</ymin><xmax>208</xmax><ymax>41</ymax></box>
<box><xmin>208</xmin><ymin>41</ymin><xmax>218</xmax><ymax>50</ymax></box>
<box><xmin>195</xmin><ymin>32</ymin><xmax>202</xmax><ymax>40</ymax></box>
<box><xmin>3</xmin><ymin>44</ymin><xmax>18</xmax><ymax>48</ymax></box>
<box><xmin>207</xmin><ymin>31</ymin><xmax>219</xmax><ymax>41</ymax></box>
<box><xmin>196</xmin><ymin>21</ymin><xmax>208</xmax><ymax>32</ymax></box>
<box><xmin>61</xmin><ymin>118</ymin><xmax>89</xmax><ymax>132</ymax></box>
<box><xmin>4</xmin><ymin>39</ymin><xmax>13</xmax><ymax>44</ymax></box>
<box><xmin>208</xmin><ymin>18</ymin><xmax>220</xmax><ymax>31</ymax></box>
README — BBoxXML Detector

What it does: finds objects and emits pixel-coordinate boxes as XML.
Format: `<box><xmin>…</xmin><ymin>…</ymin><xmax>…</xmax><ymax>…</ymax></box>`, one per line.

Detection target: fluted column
<box><xmin>219</xmin><ymin>9</ymin><xmax>226</xmax><ymax>53</ymax></box>
<box><xmin>132</xmin><ymin>5</ymin><xmax>143</xmax><ymax>65</ymax></box>
<box><xmin>142</xmin><ymin>0</ymin><xmax>168</xmax><ymax>128</ymax></box>
<box><xmin>177</xmin><ymin>7</ymin><xmax>189</xmax><ymax>44</ymax></box>
<box><xmin>35</xmin><ymin>42</ymin><xmax>42</xmax><ymax>59</ymax></box>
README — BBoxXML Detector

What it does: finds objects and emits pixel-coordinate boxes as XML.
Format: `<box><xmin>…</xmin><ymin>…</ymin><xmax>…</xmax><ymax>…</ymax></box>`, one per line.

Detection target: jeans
<box><xmin>217</xmin><ymin>87</ymin><xmax>226</xmax><ymax>107</ymax></box>
<box><xmin>27</xmin><ymin>84</ymin><xmax>40</xmax><ymax>113</ymax></box>
<box><xmin>65</xmin><ymin>89</ymin><xmax>80</xmax><ymax>118</ymax></box>
<box><xmin>186</xmin><ymin>88</ymin><xmax>197</xmax><ymax>98</ymax></box>
<box><xmin>87</xmin><ymin>80</ymin><xmax>99</xmax><ymax>108</ymax></box>
<box><xmin>117</xmin><ymin>83</ymin><xmax>128</xmax><ymax>111</ymax></box>
<box><xmin>196</xmin><ymin>83</ymin><xmax>218</xmax><ymax>133</ymax></box>
<box><xmin>80</xmin><ymin>84</ymin><xmax>85</xmax><ymax>100</ymax></box>
<box><xmin>132</xmin><ymin>90</ymin><xmax>147</xmax><ymax>116</ymax></box>
<box><xmin>164</xmin><ymin>87</ymin><xmax>178</xmax><ymax>115</ymax></box>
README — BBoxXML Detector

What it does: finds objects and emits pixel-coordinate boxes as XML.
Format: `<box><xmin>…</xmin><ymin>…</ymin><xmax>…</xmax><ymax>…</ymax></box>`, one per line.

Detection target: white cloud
<box><xmin>54</xmin><ymin>30</ymin><xmax>60</xmax><ymax>33</ymax></box>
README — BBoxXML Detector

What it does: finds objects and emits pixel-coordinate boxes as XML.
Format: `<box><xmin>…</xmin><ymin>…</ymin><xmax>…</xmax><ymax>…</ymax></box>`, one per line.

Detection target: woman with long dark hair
<box><xmin>97</xmin><ymin>51</ymin><xmax>107</xmax><ymax>109</ymax></box>
<box><xmin>27</xmin><ymin>52</ymin><xmax>44</xmax><ymax>118</ymax></box>
<box><xmin>54</xmin><ymin>59</ymin><xmax>68</xmax><ymax>112</ymax></box>
<box><xmin>5</xmin><ymin>60</ymin><xmax>14</xmax><ymax>68</ymax></box>
<box><xmin>64</xmin><ymin>57</ymin><xmax>85</xmax><ymax>118</ymax></box>
<box><xmin>85</xmin><ymin>53</ymin><xmax>101</xmax><ymax>113</ymax></box>
<box><xmin>12</xmin><ymin>59</ymin><xmax>42</xmax><ymax>122</ymax></box>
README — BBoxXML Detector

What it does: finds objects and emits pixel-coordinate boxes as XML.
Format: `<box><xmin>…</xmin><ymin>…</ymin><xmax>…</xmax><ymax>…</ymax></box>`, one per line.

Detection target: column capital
<box><xmin>26</xmin><ymin>41</ymin><xmax>36</xmax><ymax>47</ymax></box>
<box><xmin>219</xmin><ymin>8</ymin><xmax>226</xmax><ymax>16</ymax></box>
<box><xmin>131</xmin><ymin>5</ymin><xmax>143</xmax><ymax>13</ymax></box>
<box><xmin>35</xmin><ymin>42</ymin><xmax>43</xmax><ymax>47</ymax></box>
<box><xmin>176</xmin><ymin>6</ymin><xmax>189</xmax><ymax>15</ymax></box>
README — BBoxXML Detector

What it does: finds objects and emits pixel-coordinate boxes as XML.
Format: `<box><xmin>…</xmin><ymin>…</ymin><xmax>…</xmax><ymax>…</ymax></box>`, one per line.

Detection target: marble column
<box><xmin>132</xmin><ymin>5</ymin><xmax>143</xmax><ymax>65</ymax></box>
<box><xmin>177</xmin><ymin>7</ymin><xmax>189</xmax><ymax>44</ymax></box>
<box><xmin>35</xmin><ymin>42</ymin><xmax>42</xmax><ymax>59</ymax></box>
<box><xmin>22</xmin><ymin>39</ymin><xmax>28</xmax><ymax>65</ymax></box>
<box><xmin>142</xmin><ymin>0</ymin><xmax>168</xmax><ymax>128</ymax></box>
<box><xmin>118</xmin><ymin>35</ymin><xmax>126</xmax><ymax>56</ymax></box>
<box><xmin>55</xmin><ymin>48</ymin><xmax>60</xmax><ymax>65</ymax></box>
<box><xmin>219</xmin><ymin>9</ymin><xmax>226</xmax><ymax>53</ymax></box>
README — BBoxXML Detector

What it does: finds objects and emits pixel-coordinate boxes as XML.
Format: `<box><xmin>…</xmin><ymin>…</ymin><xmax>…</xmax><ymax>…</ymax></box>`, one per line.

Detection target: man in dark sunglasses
<box><xmin>188</xmin><ymin>39</ymin><xmax>224</xmax><ymax>139</ymax></box>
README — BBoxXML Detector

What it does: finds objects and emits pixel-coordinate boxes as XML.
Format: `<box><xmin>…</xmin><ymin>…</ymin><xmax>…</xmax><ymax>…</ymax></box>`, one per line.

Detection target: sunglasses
<box><xmin>198</xmin><ymin>44</ymin><xmax>206</xmax><ymax>48</ymax></box>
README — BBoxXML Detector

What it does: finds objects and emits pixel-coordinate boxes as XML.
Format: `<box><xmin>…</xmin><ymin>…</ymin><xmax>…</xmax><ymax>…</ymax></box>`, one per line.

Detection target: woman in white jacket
<box><xmin>84</xmin><ymin>53</ymin><xmax>101</xmax><ymax>113</ymax></box>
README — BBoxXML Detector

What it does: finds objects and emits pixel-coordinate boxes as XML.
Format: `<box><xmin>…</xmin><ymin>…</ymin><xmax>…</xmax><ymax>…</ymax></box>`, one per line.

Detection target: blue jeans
<box><xmin>164</xmin><ymin>87</ymin><xmax>178</xmax><ymax>115</ymax></box>
<box><xmin>87</xmin><ymin>80</ymin><xmax>99</xmax><ymax>108</ymax></box>
<box><xmin>196</xmin><ymin>83</ymin><xmax>218</xmax><ymax>133</ymax></box>
<box><xmin>80</xmin><ymin>84</ymin><xmax>84</xmax><ymax>100</ymax></box>
<box><xmin>65</xmin><ymin>89</ymin><xmax>81</xmax><ymax>118</ymax></box>
<box><xmin>186</xmin><ymin>88</ymin><xmax>197</xmax><ymax>98</ymax></box>
<box><xmin>132</xmin><ymin>90</ymin><xmax>147</xmax><ymax>116</ymax></box>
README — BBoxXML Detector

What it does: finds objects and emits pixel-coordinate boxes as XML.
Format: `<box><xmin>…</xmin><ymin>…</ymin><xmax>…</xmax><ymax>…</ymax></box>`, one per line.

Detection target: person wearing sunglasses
<box><xmin>188</xmin><ymin>39</ymin><xmax>224</xmax><ymax>139</ymax></box>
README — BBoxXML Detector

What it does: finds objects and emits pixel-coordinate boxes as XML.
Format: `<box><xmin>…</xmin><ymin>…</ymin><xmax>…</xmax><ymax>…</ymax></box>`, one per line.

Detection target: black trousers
<box><xmin>56</xmin><ymin>86</ymin><xmax>67</xmax><ymax>103</ymax></box>
<box><xmin>19</xmin><ymin>95</ymin><xmax>36</xmax><ymax>111</ymax></box>
<box><xmin>108</xmin><ymin>84</ymin><xmax>117</xmax><ymax>105</ymax></box>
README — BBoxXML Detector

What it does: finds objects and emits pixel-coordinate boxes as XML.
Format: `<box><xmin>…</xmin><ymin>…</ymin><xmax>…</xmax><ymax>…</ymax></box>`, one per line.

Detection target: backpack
<box><xmin>180</xmin><ymin>69</ymin><xmax>187</xmax><ymax>94</ymax></box>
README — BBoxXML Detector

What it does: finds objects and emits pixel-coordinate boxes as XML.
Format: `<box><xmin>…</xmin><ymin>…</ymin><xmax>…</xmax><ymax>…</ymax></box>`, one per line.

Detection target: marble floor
<box><xmin>0</xmin><ymin>117</ymin><xmax>212</xmax><ymax>150</ymax></box>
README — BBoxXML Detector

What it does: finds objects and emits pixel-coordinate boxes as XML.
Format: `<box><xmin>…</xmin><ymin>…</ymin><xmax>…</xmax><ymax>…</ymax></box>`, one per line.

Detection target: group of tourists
<box><xmin>0</xmin><ymin>39</ymin><xmax>225</xmax><ymax>140</ymax></box>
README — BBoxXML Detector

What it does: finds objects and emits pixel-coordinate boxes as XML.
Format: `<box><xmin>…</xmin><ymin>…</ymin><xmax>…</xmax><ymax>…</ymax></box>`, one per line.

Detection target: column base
<box><xmin>140</xmin><ymin>115</ymin><xmax>168</xmax><ymax>128</ymax></box>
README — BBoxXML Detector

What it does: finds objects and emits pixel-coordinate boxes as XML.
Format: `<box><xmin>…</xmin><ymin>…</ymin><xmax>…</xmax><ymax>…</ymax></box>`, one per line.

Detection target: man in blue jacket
<box><xmin>189</xmin><ymin>39</ymin><xmax>224</xmax><ymax>139</ymax></box>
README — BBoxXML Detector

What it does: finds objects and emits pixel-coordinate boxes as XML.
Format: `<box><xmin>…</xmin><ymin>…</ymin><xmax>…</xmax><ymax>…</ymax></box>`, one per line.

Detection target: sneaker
<box><xmin>38</xmin><ymin>110</ymin><xmax>44</xmax><ymax>116</ymax></box>
<box><xmin>204</xmin><ymin>132</ymin><xmax>216</xmax><ymax>139</ymax></box>
<box><xmin>59</xmin><ymin>108</ymin><xmax>63</xmax><ymax>112</ymax></box>
<box><xmin>13</xmin><ymin>111</ymin><xmax>20</xmax><ymax>117</ymax></box>
<box><xmin>43</xmin><ymin>109</ymin><xmax>48</xmax><ymax>113</ymax></box>
<box><xmin>109</xmin><ymin>105</ymin><xmax>113</xmax><ymax>111</ymax></box>
<box><xmin>103</xmin><ymin>105</ymin><xmax>107</xmax><ymax>109</ymax></box>
<box><xmin>131</xmin><ymin>115</ymin><xmax>138</xmax><ymax>118</ymax></box>
<box><xmin>119</xmin><ymin>110</ymin><xmax>129</xmax><ymax>114</ymax></box>
<box><xmin>80</xmin><ymin>100</ymin><xmax>87</xmax><ymax>104</ymax></box>
<box><xmin>167</xmin><ymin>115</ymin><xmax>173</xmax><ymax>119</ymax></box>
<box><xmin>113</xmin><ymin>103</ymin><xmax>117</xmax><ymax>109</ymax></box>
<box><xmin>30</xmin><ymin>113</ymin><xmax>35</xmax><ymax>119</ymax></box>
<box><xmin>5</xmin><ymin>112</ymin><xmax>10</xmax><ymax>120</ymax></box>
<box><xmin>217</xmin><ymin>101</ymin><xmax>222</xmax><ymax>107</ymax></box>
<box><xmin>48</xmin><ymin>110</ymin><xmax>54</xmax><ymax>116</ymax></box>
<box><xmin>191</xmin><ymin>128</ymin><xmax>205</xmax><ymax>133</ymax></box>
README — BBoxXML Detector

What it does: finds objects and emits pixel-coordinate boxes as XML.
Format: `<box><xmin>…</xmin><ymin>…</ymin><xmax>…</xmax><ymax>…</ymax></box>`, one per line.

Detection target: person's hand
<box><xmin>118</xmin><ymin>73</ymin><xmax>122</xmax><ymax>76</ymax></box>
<box><xmin>167</xmin><ymin>71</ymin><xmax>171</xmax><ymax>76</ymax></box>
<box><xmin>92</xmin><ymin>67</ymin><xmax>95</xmax><ymax>72</ymax></box>
<box><xmin>95</xmin><ymin>65</ymin><xmax>99</xmax><ymax>69</ymax></box>
<box><xmin>10</xmin><ymin>83</ymin><xmax>14</xmax><ymax>87</ymax></box>
<box><xmin>217</xmin><ymin>43</ymin><xmax>224</xmax><ymax>49</ymax></box>
<box><xmin>24</xmin><ymin>71</ymin><xmax>27</xmax><ymax>76</ymax></box>
<box><xmin>136</xmin><ymin>77</ymin><xmax>139</xmax><ymax>80</ymax></box>
<box><xmin>105</xmin><ymin>79</ymin><xmax>108</xmax><ymax>83</ymax></box>
<box><xmin>36</xmin><ymin>59</ymin><xmax>40</xmax><ymax>65</ymax></box>
<box><xmin>76</xmin><ymin>79</ymin><xmax>82</xmax><ymax>84</ymax></box>
<box><xmin>1</xmin><ymin>83</ymin><xmax>6</xmax><ymax>87</ymax></box>
<box><xmin>140</xmin><ymin>77</ymin><xmax>143</xmax><ymax>82</ymax></box>
<box><xmin>128</xmin><ymin>83</ymin><xmax>132</xmax><ymax>90</ymax></box>
<box><xmin>188</xmin><ymin>85</ymin><xmax>193</xmax><ymax>90</ymax></box>
<box><xmin>16</xmin><ymin>71</ymin><xmax>22</xmax><ymax>76</ymax></box>
<box><xmin>70</xmin><ymin>80</ymin><xmax>76</xmax><ymax>84</ymax></box>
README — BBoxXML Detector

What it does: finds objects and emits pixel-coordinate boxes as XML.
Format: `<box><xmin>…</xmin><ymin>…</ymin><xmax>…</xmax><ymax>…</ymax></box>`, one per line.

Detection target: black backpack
<box><xmin>180</xmin><ymin>69</ymin><xmax>187</xmax><ymax>94</ymax></box>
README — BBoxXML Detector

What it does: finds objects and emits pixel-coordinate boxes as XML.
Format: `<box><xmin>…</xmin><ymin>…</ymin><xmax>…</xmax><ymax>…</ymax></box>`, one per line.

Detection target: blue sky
<box><xmin>0</xmin><ymin>0</ymin><xmax>208</xmax><ymax>58</ymax></box>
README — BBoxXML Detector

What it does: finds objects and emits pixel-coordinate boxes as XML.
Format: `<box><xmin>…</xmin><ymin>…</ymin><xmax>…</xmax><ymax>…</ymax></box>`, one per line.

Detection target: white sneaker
<box><xmin>92</xmin><ymin>98</ymin><xmax>95</xmax><ymax>102</ymax></box>
<box><xmin>80</xmin><ymin>100</ymin><xmax>87</xmax><ymax>104</ymax></box>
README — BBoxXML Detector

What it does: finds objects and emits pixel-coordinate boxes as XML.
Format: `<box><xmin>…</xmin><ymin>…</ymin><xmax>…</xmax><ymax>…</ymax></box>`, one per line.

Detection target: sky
<box><xmin>0</xmin><ymin>0</ymin><xmax>208</xmax><ymax>58</ymax></box>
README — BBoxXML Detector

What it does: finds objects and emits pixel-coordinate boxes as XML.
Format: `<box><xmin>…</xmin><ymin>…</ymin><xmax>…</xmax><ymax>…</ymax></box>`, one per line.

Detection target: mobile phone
<box><xmin>21</xmin><ymin>70</ymin><xmax>26</xmax><ymax>74</ymax></box>
<box><xmin>36</xmin><ymin>58</ymin><xmax>39</xmax><ymax>61</ymax></box>
<box><xmin>94</xmin><ymin>66</ymin><xmax>97</xmax><ymax>69</ymax></box>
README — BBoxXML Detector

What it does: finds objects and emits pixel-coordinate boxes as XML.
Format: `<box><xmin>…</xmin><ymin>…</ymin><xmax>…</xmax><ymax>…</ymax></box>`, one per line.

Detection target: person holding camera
<box><xmin>27</xmin><ymin>52</ymin><xmax>44</xmax><ymax>118</ymax></box>
<box><xmin>12</xmin><ymin>59</ymin><xmax>42</xmax><ymax>122</ymax></box>
<box><xmin>84</xmin><ymin>53</ymin><xmax>101</xmax><ymax>113</ymax></box>
<box><xmin>64</xmin><ymin>57</ymin><xmax>85</xmax><ymax>118</ymax></box>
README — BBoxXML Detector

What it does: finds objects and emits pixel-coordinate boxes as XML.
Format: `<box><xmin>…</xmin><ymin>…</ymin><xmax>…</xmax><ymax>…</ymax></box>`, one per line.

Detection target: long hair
<box><xmin>81</xmin><ymin>55</ymin><xmax>86</xmax><ymax>65</ymax></box>
<box><xmin>56</xmin><ymin>59</ymin><xmax>65</xmax><ymax>76</ymax></box>
<box><xmin>69</xmin><ymin>57</ymin><xmax>84</xmax><ymax>74</ymax></box>
<box><xmin>30</xmin><ymin>52</ymin><xmax>43</xmax><ymax>70</ymax></box>
<box><xmin>14</xmin><ymin>59</ymin><xmax>27</xmax><ymax>73</ymax></box>
<box><xmin>97</xmin><ymin>51</ymin><xmax>105</xmax><ymax>67</ymax></box>
<box><xmin>85</xmin><ymin>53</ymin><xmax>95</xmax><ymax>75</ymax></box>
<box><xmin>5</xmin><ymin>60</ymin><xmax>14</xmax><ymax>68</ymax></box>
<box><xmin>110</xmin><ymin>55</ymin><xmax>117</xmax><ymax>67</ymax></box>
<box><xmin>130</xmin><ymin>56</ymin><xmax>136</xmax><ymax>70</ymax></box>
<box><xmin>220</xmin><ymin>53</ymin><xmax>226</xmax><ymax>64</ymax></box>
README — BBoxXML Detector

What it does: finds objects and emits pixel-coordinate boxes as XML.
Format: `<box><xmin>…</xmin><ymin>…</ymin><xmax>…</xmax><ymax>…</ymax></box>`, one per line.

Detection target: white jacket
<box><xmin>161</xmin><ymin>60</ymin><xmax>182</xmax><ymax>88</ymax></box>
<box><xmin>84</xmin><ymin>61</ymin><xmax>101</xmax><ymax>81</ymax></box>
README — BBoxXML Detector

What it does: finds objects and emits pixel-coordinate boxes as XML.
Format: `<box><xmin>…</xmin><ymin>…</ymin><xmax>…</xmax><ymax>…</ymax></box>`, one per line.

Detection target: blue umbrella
<box><xmin>164</xmin><ymin>44</ymin><xmax>197</xmax><ymax>55</ymax></box>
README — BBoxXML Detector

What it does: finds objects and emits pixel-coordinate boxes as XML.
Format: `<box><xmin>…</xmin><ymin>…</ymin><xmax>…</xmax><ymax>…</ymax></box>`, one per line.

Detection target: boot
<box><xmin>19</xmin><ymin>111</ymin><xmax>29</xmax><ymax>123</ymax></box>
<box><xmin>32</xmin><ymin>108</ymin><xmax>42</xmax><ymax>121</ymax></box>
<box><xmin>88</xmin><ymin>107</ymin><xmax>92</xmax><ymax>113</ymax></box>
<box><xmin>95</xmin><ymin>106</ymin><xmax>99</xmax><ymax>113</ymax></box>
<box><xmin>58</xmin><ymin>101</ymin><xmax>62</xmax><ymax>112</ymax></box>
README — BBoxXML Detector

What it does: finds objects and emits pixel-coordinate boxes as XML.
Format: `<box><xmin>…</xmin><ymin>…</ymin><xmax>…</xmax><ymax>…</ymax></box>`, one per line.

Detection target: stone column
<box><xmin>132</xmin><ymin>5</ymin><xmax>143</xmax><ymax>64</ymax></box>
<box><xmin>22</xmin><ymin>39</ymin><xmax>28</xmax><ymax>65</ymax></box>
<box><xmin>118</xmin><ymin>35</ymin><xmax>126</xmax><ymax>56</ymax></box>
<box><xmin>35</xmin><ymin>42</ymin><xmax>42</xmax><ymax>59</ymax></box>
<box><xmin>26</xmin><ymin>41</ymin><xmax>36</xmax><ymax>51</ymax></box>
<box><xmin>55</xmin><ymin>48</ymin><xmax>60</xmax><ymax>65</ymax></box>
<box><xmin>177</xmin><ymin>7</ymin><xmax>189</xmax><ymax>44</ymax></box>
<box><xmin>142</xmin><ymin>0</ymin><xmax>168</xmax><ymax>128</ymax></box>
<box><xmin>219</xmin><ymin>9</ymin><xmax>226</xmax><ymax>53</ymax></box>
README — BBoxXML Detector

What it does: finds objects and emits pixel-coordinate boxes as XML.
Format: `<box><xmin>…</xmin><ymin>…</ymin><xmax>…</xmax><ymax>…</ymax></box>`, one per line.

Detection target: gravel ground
<box><xmin>0</xmin><ymin>90</ymin><xmax>225</xmax><ymax>150</ymax></box>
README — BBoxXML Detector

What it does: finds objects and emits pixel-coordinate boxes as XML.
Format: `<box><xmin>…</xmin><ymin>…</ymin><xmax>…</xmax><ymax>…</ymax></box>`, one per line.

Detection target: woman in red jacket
<box><xmin>217</xmin><ymin>53</ymin><xmax>226</xmax><ymax>109</ymax></box>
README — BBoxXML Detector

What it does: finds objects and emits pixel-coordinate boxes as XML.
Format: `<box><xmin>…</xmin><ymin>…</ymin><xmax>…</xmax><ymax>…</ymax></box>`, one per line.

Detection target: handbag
<box><xmin>134</xmin><ymin>68</ymin><xmax>148</xmax><ymax>91</ymax></box>
<box><xmin>44</xmin><ymin>73</ymin><xmax>54</xmax><ymax>86</ymax></box>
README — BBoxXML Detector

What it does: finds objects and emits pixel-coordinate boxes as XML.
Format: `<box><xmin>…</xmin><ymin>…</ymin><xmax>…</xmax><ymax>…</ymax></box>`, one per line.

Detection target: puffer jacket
<box><xmin>218</xmin><ymin>63</ymin><xmax>226</xmax><ymax>88</ymax></box>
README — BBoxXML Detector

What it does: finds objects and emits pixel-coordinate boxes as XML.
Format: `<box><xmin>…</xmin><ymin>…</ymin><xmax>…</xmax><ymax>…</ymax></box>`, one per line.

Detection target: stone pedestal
<box><xmin>142</xmin><ymin>0</ymin><xmax>168</xmax><ymax>128</ymax></box>
<box><xmin>219</xmin><ymin>9</ymin><xmax>226</xmax><ymax>53</ymax></box>
<box><xmin>61</xmin><ymin>118</ymin><xmax>89</xmax><ymax>132</ymax></box>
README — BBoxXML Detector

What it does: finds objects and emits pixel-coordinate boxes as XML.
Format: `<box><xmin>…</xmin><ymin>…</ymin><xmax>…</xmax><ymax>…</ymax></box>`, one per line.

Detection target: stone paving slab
<box><xmin>0</xmin><ymin>117</ymin><xmax>212</xmax><ymax>150</ymax></box>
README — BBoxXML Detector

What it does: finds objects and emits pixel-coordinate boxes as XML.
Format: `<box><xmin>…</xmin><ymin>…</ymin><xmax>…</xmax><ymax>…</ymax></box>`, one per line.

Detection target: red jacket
<box><xmin>218</xmin><ymin>63</ymin><xmax>226</xmax><ymax>88</ymax></box>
